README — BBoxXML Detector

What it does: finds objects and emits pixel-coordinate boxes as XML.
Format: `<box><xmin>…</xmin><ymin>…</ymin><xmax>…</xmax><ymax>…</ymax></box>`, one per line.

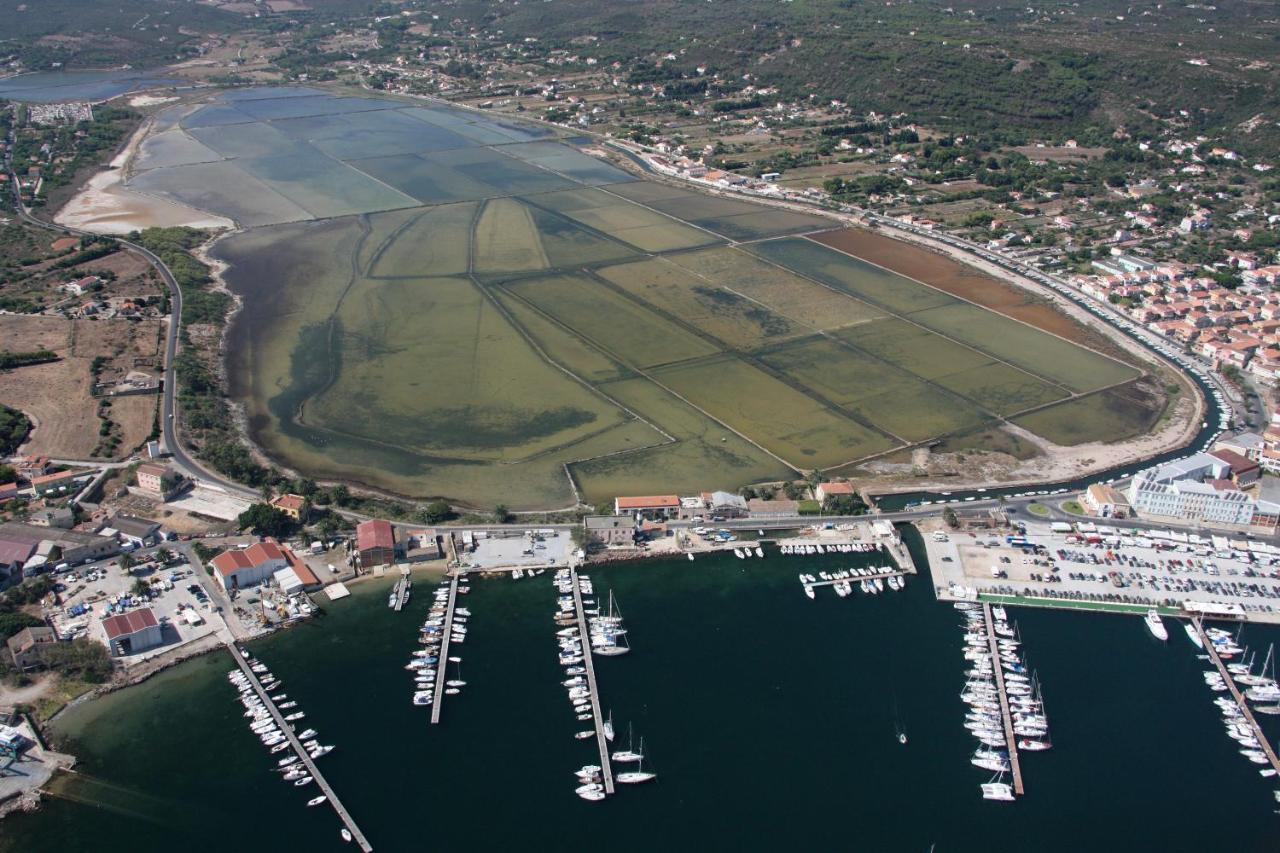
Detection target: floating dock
<box><xmin>571</xmin><ymin>568</ymin><xmax>614</xmax><ymax>795</ymax></box>
<box><xmin>430</xmin><ymin>574</ymin><xmax>459</xmax><ymax>726</ymax></box>
<box><xmin>981</xmin><ymin>603</ymin><xmax>1025</xmax><ymax>796</ymax></box>
<box><xmin>392</xmin><ymin>571</ymin><xmax>410</xmax><ymax>613</ymax></box>
<box><xmin>1193</xmin><ymin>617</ymin><xmax>1280</xmax><ymax>774</ymax></box>
<box><xmin>227</xmin><ymin>644</ymin><xmax>372</xmax><ymax>852</ymax></box>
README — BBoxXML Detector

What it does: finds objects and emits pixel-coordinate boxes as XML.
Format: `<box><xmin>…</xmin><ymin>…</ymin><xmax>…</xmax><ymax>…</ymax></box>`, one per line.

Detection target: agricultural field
<box><xmin>149</xmin><ymin>88</ymin><xmax>1161</xmax><ymax>507</ymax></box>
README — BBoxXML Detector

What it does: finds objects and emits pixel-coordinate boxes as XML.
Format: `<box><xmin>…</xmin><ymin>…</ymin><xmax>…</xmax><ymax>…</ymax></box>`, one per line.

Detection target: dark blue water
<box><xmin>0</xmin><ymin>71</ymin><xmax>182</xmax><ymax>103</ymax></box>
<box><xmin>4</xmin><ymin>528</ymin><xmax>1277</xmax><ymax>852</ymax></box>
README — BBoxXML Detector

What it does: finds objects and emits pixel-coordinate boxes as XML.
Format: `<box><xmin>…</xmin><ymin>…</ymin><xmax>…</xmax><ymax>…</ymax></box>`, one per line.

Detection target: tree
<box><xmin>493</xmin><ymin>504</ymin><xmax>512</xmax><ymax>524</ymax></box>
<box><xmin>570</xmin><ymin>526</ymin><xmax>589</xmax><ymax>549</ymax></box>
<box><xmin>131</xmin><ymin>578</ymin><xmax>152</xmax><ymax>598</ymax></box>
<box><xmin>119</xmin><ymin>553</ymin><xmax>135</xmax><ymax>573</ymax></box>
<box><xmin>943</xmin><ymin>508</ymin><xmax>959</xmax><ymax>529</ymax></box>
<box><xmin>237</xmin><ymin>502</ymin><xmax>297</xmax><ymax>538</ymax></box>
<box><xmin>823</xmin><ymin>494</ymin><xmax>867</xmax><ymax>515</ymax></box>
<box><xmin>419</xmin><ymin>500</ymin><xmax>455</xmax><ymax>524</ymax></box>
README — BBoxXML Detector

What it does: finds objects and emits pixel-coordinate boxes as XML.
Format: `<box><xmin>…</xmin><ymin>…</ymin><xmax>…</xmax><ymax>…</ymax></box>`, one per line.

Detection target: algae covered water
<box><xmin>5</xmin><ymin>528</ymin><xmax>1279</xmax><ymax>852</ymax></box>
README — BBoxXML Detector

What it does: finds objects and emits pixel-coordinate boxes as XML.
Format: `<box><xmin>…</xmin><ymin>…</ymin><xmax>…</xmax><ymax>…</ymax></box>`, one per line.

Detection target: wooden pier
<box><xmin>227</xmin><ymin>644</ymin><xmax>372</xmax><ymax>851</ymax></box>
<box><xmin>430</xmin><ymin>574</ymin><xmax>459</xmax><ymax>725</ymax></box>
<box><xmin>1193</xmin><ymin>618</ymin><xmax>1280</xmax><ymax>775</ymax></box>
<box><xmin>570</xmin><ymin>568</ymin><xmax>614</xmax><ymax>795</ymax></box>
<box><xmin>982</xmin><ymin>603</ymin><xmax>1025</xmax><ymax>796</ymax></box>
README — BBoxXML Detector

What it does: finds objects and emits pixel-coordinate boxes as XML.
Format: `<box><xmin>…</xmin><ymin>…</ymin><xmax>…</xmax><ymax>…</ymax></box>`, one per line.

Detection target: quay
<box><xmin>1193</xmin><ymin>618</ymin><xmax>1280</xmax><ymax>775</ymax></box>
<box><xmin>981</xmin><ymin>603</ymin><xmax>1025</xmax><ymax>796</ymax></box>
<box><xmin>226</xmin><ymin>644</ymin><xmax>372</xmax><ymax>852</ymax></box>
<box><xmin>430</xmin><ymin>574</ymin><xmax>460</xmax><ymax>725</ymax></box>
<box><xmin>805</xmin><ymin>568</ymin><xmax>906</xmax><ymax>589</ymax></box>
<box><xmin>392</xmin><ymin>570</ymin><xmax>410</xmax><ymax>613</ymax></box>
<box><xmin>571</xmin><ymin>567</ymin><xmax>614</xmax><ymax>795</ymax></box>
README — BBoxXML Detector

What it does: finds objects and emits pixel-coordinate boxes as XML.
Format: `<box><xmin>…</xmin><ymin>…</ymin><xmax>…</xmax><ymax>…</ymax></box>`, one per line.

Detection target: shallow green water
<box><xmin>6</xmin><ymin>529</ymin><xmax>1279</xmax><ymax>852</ymax></box>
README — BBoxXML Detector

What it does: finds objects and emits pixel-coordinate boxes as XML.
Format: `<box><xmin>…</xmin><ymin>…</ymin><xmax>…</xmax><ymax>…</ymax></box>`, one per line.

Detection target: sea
<box><xmin>4</xmin><ymin>527</ymin><xmax>1279</xmax><ymax>852</ymax></box>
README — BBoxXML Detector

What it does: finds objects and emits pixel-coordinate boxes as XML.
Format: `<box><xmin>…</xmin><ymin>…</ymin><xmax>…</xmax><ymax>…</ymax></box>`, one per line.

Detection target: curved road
<box><xmin>4</xmin><ymin>146</ymin><xmax>256</xmax><ymax>500</ymax></box>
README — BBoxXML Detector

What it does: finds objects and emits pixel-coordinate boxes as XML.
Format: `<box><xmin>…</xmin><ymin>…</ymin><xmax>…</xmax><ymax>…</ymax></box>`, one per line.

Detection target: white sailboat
<box><xmin>1185</xmin><ymin>622</ymin><xmax>1204</xmax><ymax>649</ymax></box>
<box><xmin>615</xmin><ymin>737</ymin><xmax>657</xmax><ymax>784</ymax></box>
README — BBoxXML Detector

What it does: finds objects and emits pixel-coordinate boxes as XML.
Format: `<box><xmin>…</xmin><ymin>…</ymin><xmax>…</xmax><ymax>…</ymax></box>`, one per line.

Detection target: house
<box><xmin>135</xmin><ymin>463</ymin><xmax>184</xmax><ymax>500</ymax></box>
<box><xmin>403</xmin><ymin>530</ymin><xmax>441</xmax><ymax>562</ymax></box>
<box><xmin>815</xmin><ymin>482</ymin><xmax>856</xmax><ymax>502</ymax></box>
<box><xmin>209</xmin><ymin>539</ymin><xmax>293</xmax><ymax>591</ymax></box>
<box><xmin>356</xmin><ymin>519</ymin><xmax>399</xmax><ymax>568</ymax></box>
<box><xmin>30</xmin><ymin>469</ymin><xmax>90</xmax><ymax>497</ymax></box>
<box><xmin>584</xmin><ymin>515</ymin><xmax>636</xmax><ymax>547</ymax></box>
<box><xmin>613</xmin><ymin>495</ymin><xmax>680</xmax><ymax>518</ymax></box>
<box><xmin>15</xmin><ymin>456</ymin><xmax>51</xmax><ymax>480</ymax></box>
<box><xmin>269</xmin><ymin>493</ymin><xmax>309</xmax><ymax>521</ymax></box>
<box><xmin>102</xmin><ymin>607</ymin><xmax>163</xmax><ymax>656</ymax></box>
<box><xmin>0</xmin><ymin>483</ymin><xmax>17</xmax><ymax>501</ymax></box>
<box><xmin>106</xmin><ymin>515</ymin><xmax>163</xmax><ymax>547</ymax></box>
<box><xmin>1215</xmin><ymin>433</ymin><xmax>1266</xmax><ymax>465</ymax></box>
<box><xmin>1081</xmin><ymin>483</ymin><xmax>1130</xmax><ymax>519</ymax></box>
<box><xmin>6</xmin><ymin>626</ymin><xmax>56</xmax><ymax>671</ymax></box>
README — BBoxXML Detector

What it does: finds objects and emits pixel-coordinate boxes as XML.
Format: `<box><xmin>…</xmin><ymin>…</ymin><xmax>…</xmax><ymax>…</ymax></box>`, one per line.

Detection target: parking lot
<box><xmin>49</xmin><ymin>550</ymin><xmax>231</xmax><ymax>663</ymax></box>
<box><xmin>456</xmin><ymin>529</ymin><xmax>572</xmax><ymax>571</ymax></box>
<box><xmin>925</xmin><ymin>519</ymin><xmax>1280</xmax><ymax>622</ymax></box>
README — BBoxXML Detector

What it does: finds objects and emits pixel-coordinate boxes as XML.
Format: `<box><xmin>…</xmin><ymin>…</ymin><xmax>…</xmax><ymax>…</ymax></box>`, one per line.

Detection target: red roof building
<box><xmin>356</xmin><ymin>520</ymin><xmax>398</xmax><ymax>568</ymax></box>
<box><xmin>613</xmin><ymin>495</ymin><xmax>680</xmax><ymax>517</ymax></box>
<box><xmin>209</xmin><ymin>540</ymin><xmax>292</xmax><ymax>591</ymax></box>
<box><xmin>102</xmin><ymin>607</ymin><xmax>163</xmax><ymax>656</ymax></box>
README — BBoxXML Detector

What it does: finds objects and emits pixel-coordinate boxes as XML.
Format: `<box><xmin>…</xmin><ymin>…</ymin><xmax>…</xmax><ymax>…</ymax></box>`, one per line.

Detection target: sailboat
<box><xmin>612</xmin><ymin>724</ymin><xmax>643</xmax><ymax>763</ymax></box>
<box><xmin>593</xmin><ymin>591</ymin><xmax>631</xmax><ymax>657</ymax></box>
<box><xmin>603</xmin><ymin>710</ymin><xmax>615</xmax><ymax>743</ymax></box>
<box><xmin>981</xmin><ymin>772</ymin><xmax>1015</xmax><ymax>801</ymax></box>
<box><xmin>615</xmin><ymin>737</ymin><xmax>657</xmax><ymax>784</ymax></box>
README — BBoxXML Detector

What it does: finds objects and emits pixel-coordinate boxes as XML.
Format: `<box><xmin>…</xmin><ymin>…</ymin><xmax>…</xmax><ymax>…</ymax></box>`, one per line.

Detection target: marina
<box><xmin>564</xmin><ymin>567</ymin><xmax>614</xmax><ymax>797</ymax></box>
<box><xmin>431</xmin><ymin>575</ymin><xmax>462</xmax><ymax>725</ymax></box>
<box><xmin>1193</xmin><ymin>619</ymin><xmax>1280</xmax><ymax>776</ymax></box>
<box><xmin>225</xmin><ymin>645</ymin><xmax>370</xmax><ymax>851</ymax></box>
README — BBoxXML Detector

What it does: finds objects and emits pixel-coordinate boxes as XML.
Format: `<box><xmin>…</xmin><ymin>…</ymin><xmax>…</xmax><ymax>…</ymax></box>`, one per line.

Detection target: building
<box><xmin>28</xmin><ymin>506</ymin><xmax>75</xmax><ymax>529</ymax></box>
<box><xmin>614</xmin><ymin>495</ymin><xmax>680</xmax><ymax>518</ymax></box>
<box><xmin>584</xmin><ymin>516</ymin><xmax>636</xmax><ymax>547</ymax></box>
<box><xmin>0</xmin><ymin>483</ymin><xmax>18</xmax><ymax>501</ymax></box>
<box><xmin>815</xmin><ymin>481</ymin><xmax>856</xmax><ymax>502</ymax></box>
<box><xmin>404</xmin><ymin>530</ymin><xmax>441</xmax><ymax>562</ymax></box>
<box><xmin>1215</xmin><ymin>432</ymin><xmax>1266</xmax><ymax>465</ymax></box>
<box><xmin>270</xmin><ymin>493</ymin><xmax>309</xmax><ymax>521</ymax></box>
<box><xmin>15</xmin><ymin>455</ymin><xmax>51</xmax><ymax>480</ymax></box>
<box><xmin>356</xmin><ymin>519</ymin><xmax>399</xmax><ymax>568</ymax></box>
<box><xmin>6</xmin><ymin>626</ymin><xmax>56</xmax><ymax>671</ymax></box>
<box><xmin>102</xmin><ymin>608</ymin><xmax>163</xmax><ymax>656</ymax></box>
<box><xmin>1208</xmin><ymin>449</ymin><xmax>1261</xmax><ymax>486</ymax></box>
<box><xmin>0</xmin><ymin>521</ymin><xmax>118</xmax><ymax>569</ymax></box>
<box><xmin>701</xmin><ymin>491</ymin><xmax>748</xmax><ymax>518</ymax></box>
<box><xmin>1081</xmin><ymin>483</ymin><xmax>1130</xmax><ymax>519</ymax></box>
<box><xmin>135</xmin><ymin>463</ymin><xmax>184</xmax><ymax>500</ymax></box>
<box><xmin>105</xmin><ymin>515</ymin><xmax>163</xmax><ymax>547</ymax></box>
<box><xmin>209</xmin><ymin>539</ymin><xmax>293</xmax><ymax>591</ymax></box>
<box><xmin>1126</xmin><ymin>454</ymin><xmax>1279</xmax><ymax>529</ymax></box>
<box><xmin>30</xmin><ymin>469</ymin><xmax>90</xmax><ymax>498</ymax></box>
<box><xmin>272</xmin><ymin>549</ymin><xmax>321</xmax><ymax>595</ymax></box>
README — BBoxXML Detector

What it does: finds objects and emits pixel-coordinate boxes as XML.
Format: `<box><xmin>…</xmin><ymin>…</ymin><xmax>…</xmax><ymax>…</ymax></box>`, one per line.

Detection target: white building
<box><xmin>1126</xmin><ymin>453</ymin><xmax>1279</xmax><ymax>528</ymax></box>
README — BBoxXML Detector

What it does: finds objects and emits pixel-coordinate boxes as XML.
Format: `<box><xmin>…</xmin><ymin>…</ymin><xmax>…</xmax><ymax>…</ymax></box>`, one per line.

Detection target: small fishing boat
<box><xmin>307</xmin><ymin>795</ymin><xmax>327</xmax><ymax>807</ymax></box>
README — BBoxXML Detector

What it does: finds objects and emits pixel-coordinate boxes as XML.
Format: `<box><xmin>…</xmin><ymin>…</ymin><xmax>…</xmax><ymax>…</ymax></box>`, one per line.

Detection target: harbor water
<box><xmin>4</xmin><ymin>528</ymin><xmax>1279</xmax><ymax>852</ymax></box>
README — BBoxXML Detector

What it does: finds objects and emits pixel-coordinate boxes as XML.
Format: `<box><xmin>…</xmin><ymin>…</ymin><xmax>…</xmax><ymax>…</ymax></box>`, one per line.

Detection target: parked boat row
<box><xmin>955</xmin><ymin>602</ymin><xmax>1050</xmax><ymax>802</ymax></box>
<box><xmin>409</xmin><ymin>576</ymin><xmax>470</xmax><ymax>709</ymax></box>
<box><xmin>227</xmin><ymin>655</ymin><xmax>334</xmax><ymax>804</ymax></box>
<box><xmin>781</xmin><ymin>542</ymin><xmax>883</xmax><ymax>556</ymax></box>
<box><xmin>388</xmin><ymin>577</ymin><xmax>410</xmax><ymax>610</ymax></box>
<box><xmin>732</xmin><ymin>546</ymin><xmax>765</xmax><ymax>559</ymax></box>
<box><xmin>1198</xmin><ymin>633</ymin><xmax>1280</xmax><ymax>783</ymax></box>
<box><xmin>799</xmin><ymin>566</ymin><xmax>905</xmax><ymax>599</ymax></box>
<box><xmin>554</xmin><ymin>568</ymin><xmax>605</xmax><ymax>801</ymax></box>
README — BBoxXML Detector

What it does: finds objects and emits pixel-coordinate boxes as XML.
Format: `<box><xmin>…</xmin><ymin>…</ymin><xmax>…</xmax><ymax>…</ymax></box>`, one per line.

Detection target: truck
<box><xmin>1050</xmin><ymin>522</ymin><xmax>1073</xmax><ymax>534</ymax></box>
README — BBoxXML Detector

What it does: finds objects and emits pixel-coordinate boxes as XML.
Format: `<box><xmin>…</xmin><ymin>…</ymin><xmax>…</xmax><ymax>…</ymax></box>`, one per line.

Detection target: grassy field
<box><xmin>193</xmin><ymin>91</ymin><xmax>1161</xmax><ymax>506</ymax></box>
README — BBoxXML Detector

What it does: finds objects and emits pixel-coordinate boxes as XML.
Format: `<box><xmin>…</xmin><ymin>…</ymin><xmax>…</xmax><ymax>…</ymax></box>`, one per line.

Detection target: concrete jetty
<box><xmin>227</xmin><ymin>645</ymin><xmax>372</xmax><ymax>851</ymax></box>
<box><xmin>570</xmin><ymin>568</ymin><xmax>614</xmax><ymax>795</ymax></box>
<box><xmin>430</xmin><ymin>574</ymin><xmax>460</xmax><ymax>725</ymax></box>
<box><xmin>392</xmin><ymin>571</ymin><xmax>410</xmax><ymax>613</ymax></box>
<box><xmin>1193</xmin><ymin>618</ymin><xmax>1280</xmax><ymax>775</ymax></box>
<box><xmin>804</xmin><ymin>568</ymin><xmax>907</xmax><ymax>589</ymax></box>
<box><xmin>982</xmin><ymin>603</ymin><xmax>1025</xmax><ymax>796</ymax></box>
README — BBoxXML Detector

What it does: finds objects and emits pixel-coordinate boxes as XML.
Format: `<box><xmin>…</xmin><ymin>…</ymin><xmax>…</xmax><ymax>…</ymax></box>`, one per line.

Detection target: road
<box><xmin>4</xmin><ymin>130</ymin><xmax>257</xmax><ymax>500</ymax></box>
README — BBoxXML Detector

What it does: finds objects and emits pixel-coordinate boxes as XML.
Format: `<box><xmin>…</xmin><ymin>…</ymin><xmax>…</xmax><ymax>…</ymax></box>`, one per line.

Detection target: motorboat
<box><xmin>294</xmin><ymin>776</ymin><xmax>314</xmax><ymax>787</ymax></box>
<box><xmin>1144</xmin><ymin>610</ymin><xmax>1168</xmax><ymax>642</ymax></box>
<box><xmin>981</xmin><ymin>781</ymin><xmax>1015</xmax><ymax>801</ymax></box>
<box><xmin>1185</xmin><ymin>623</ymin><xmax>1204</xmax><ymax>649</ymax></box>
<box><xmin>307</xmin><ymin>796</ymin><xmax>327</xmax><ymax>807</ymax></box>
